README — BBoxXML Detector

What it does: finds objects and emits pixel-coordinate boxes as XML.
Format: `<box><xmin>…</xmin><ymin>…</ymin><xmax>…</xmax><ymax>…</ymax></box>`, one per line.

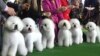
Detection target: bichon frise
<box><xmin>2</xmin><ymin>16</ymin><xmax>27</xmax><ymax>56</ymax></box>
<box><xmin>22</xmin><ymin>18</ymin><xmax>43</xmax><ymax>53</ymax></box>
<box><xmin>86</xmin><ymin>22</ymin><xmax>100</xmax><ymax>43</ymax></box>
<box><xmin>70</xmin><ymin>18</ymin><xmax>83</xmax><ymax>44</ymax></box>
<box><xmin>40</xmin><ymin>18</ymin><xmax>55</xmax><ymax>49</ymax></box>
<box><xmin>7</xmin><ymin>0</ymin><xmax>15</xmax><ymax>3</ymax></box>
<box><xmin>58</xmin><ymin>20</ymin><xmax>72</xmax><ymax>47</ymax></box>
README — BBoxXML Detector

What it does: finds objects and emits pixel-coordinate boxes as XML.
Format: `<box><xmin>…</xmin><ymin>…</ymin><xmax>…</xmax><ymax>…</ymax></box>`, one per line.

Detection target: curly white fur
<box><xmin>7</xmin><ymin>0</ymin><xmax>15</xmax><ymax>3</ymax></box>
<box><xmin>40</xmin><ymin>18</ymin><xmax>55</xmax><ymax>49</ymax></box>
<box><xmin>58</xmin><ymin>20</ymin><xmax>72</xmax><ymax>47</ymax></box>
<box><xmin>86</xmin><ymin>22</ymin><xmax>100</xmax><ymax>43</ymax></box>
<box><xmin>70</xmin><ymin>18</ymin><xmax>83</xmax><ymax>44</ymax></box>
<box><xmin>22</xmin><ymin>18</ymin><xmax>43</xmax><ymax>53</ymax></box>
<box><xmin>2</xmin><ymin>16</ymin><xmax>27</xmax><ymax>56</ymax></box>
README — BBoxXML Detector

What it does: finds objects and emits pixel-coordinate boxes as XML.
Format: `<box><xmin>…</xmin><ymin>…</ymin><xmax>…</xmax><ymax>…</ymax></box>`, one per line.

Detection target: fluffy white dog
<box><xmin>2</xmin><ymin>16</ymin><xmax>27</xmax><ymax>56</ymax></box>
<box><xmin>70</xmin><ymin>18</ymin><xmax>83</xmax><ymax>44</ymax></box>
<box><xmin>40</xmin><ymin>18</ymin><xmax>55</xmax><ymax>49</ymax></box>
<box><xmin>22</xmin><ymin>18</ymin><xmax>43</xmax><ymax>53</ymax></box>
<box><xmin>58</xmin><ymin>20</ymin><xmax>72</xmax><ymax>47</ymax></box>
<box><xmin>86</xmin><ymin>22</ymin><xmax>100</xmax><ymax>43</ymax></box>
<box><xmin>7</xmin><ymin>0</ymin><xmax>15</xmax><ymax>3</ymax></box>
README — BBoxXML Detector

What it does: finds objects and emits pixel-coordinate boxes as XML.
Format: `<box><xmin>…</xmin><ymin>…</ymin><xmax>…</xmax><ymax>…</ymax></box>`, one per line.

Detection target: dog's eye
<box><xmin>72</xmin><ymin>23</ymin><xmax>74</xmax><ymax>25</ymax></box>
<box><xmin>89</xmin><ymin>26</ymin><xmax>92</xmax><ymax>27</ymax></box>
<box><xmin>44</xmin><ymin>24</ymin><xmax>47</xmax><ymax>27</ymax></box>
<box><xmin>26</xmin><ymin>24</ymin><xmax>28</xmax><ymax>27</ymax></box>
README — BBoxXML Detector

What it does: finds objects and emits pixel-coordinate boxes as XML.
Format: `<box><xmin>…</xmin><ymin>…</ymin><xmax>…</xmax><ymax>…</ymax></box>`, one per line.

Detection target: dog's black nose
<box><xmin>73</xmin><ymin>25</ymin><xmax>76</xmax><ymax>28</ymax></box>
<box><xmin>87</xmin><ymin>26</ymin><xmax>89</xmax><ymax>29</ymax></box>
<box><xmin>28</xmin><ymin>27</ymin><xmax>32</xmax><ymax>32</ymax></box>
<box><xmin>41</xmin><ymin>26</ymin><xmax>44</xmax><ymax>29</ymax></box>
<box><xmin>14</xmin><ymin>24</ymin><xmax>18</xmax><ymax>30</ymax></box>
<box><xmin>63</xmin><ymin>23</ymin><xmax>66</xmax><ymax>26</ymax></box>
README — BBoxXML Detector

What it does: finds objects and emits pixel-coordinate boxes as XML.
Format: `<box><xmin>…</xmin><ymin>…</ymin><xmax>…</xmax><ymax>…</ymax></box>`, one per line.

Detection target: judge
<box><xmin>82</xmin><ymin>0</ymin><xmax>99</xmax><ymax>25</ymax></box>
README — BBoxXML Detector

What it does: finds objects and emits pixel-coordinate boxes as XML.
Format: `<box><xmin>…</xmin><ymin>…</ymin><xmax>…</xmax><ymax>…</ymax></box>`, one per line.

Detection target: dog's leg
<box><xmin>35</xmin><ymin>39</ymin><xmax>43</xmax><ymax>52</ymax></box>
<box><xmin>58</xmin><ymin>37</ymin><xmax>63</xmax><ymax>46</ymax></box>
<box><xmin>64</xmin><ymin>38</ymin><xmax>70</xmax><ymax>47</ymax></box>
<box><xmin>1</xmin><ymin>44</ymin><xmax>9</xmax><ymax>56</ymax></box>
<box><xmin>7</xmin><ymin>44</ymin><xmax>18</xmax><ymax>56</ymax></box>
<box><xmin>80</xmin><ymin>35</ymin><xmax>83</xmax><ymax>43</ymax></box>
<box><xmin>25</xmin><ymin>40</ymin><xmax>34</xmax><ymax>53</ymax></box>
<box><xmin>69</xmin><ymin>37</ymin><xmax>73</xmax><ymax>46</ymax></box>
<box><xmin>42</xmin><ymin>37</ymin><xmax>47</xmax><ymax>49</ymax></box>
<box><xmin>97</xmin><ymin>35</ymin><xmax>100</xmax><ymax>43</ymax></box>
<box><xmin>75</xmin><ymin>36</ymin><xmax>80</xmax><ymax>44</ymax></box>
<box><xmin>91</xmin><ymin>36</ymin><xmax>96</xmax><ymax>43</ymax></box>
<box><xmin>18</xmin><ymin>40</ymin><xmax>27</xmax><ymax>56</ymax></box>
<box><xmin>86</xmin><ymin>35</ymin><xmax>90</xmax><ymax>43</ymax></box>
<box><xmin>47</xmin><ymin>37</ymin><xmax>55</xmax><ymax>49</ymax></box>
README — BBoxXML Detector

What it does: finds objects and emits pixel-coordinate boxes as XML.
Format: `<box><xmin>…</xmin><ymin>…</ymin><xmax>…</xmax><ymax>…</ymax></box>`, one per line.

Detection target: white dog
<box><xmin>22</xmin><ymin>18</ymin><xmax>43</xmax><ymax>53</ymax></box>
<box><xmin>7</xmin><ymin>0</ymin><xmax>15</xmax><ymax>3</ymax></box>
<box><xmin>86</xmin><ymin>22</ymin><xmax>100</xmax><ymax>43</ymax></box>
<box><xmin>2</xmin><ymin>16</ymin><xmax>27</xmax><ymax>56</ymax></box>
<box><xmin>40</xmin><ymin>18</ymin><xmax>55</xmax><ymax>49</ymax></box>
<box><xmin>58</xmin><ymin>20</ymin><xmax>72</xmax><ymax>47</ymax></box>
<box><xmin>70</xmin><ymin>18</ymin><xmax>83</xmax><ymax>44</ymax></box>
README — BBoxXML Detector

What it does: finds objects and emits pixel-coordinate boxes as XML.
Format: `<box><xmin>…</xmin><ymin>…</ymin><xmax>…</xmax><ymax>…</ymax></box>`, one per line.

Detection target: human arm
<box><xmin>0</xmin><ymin>0</ymin><xmax>16</xmax><ymax>15</ymax></box>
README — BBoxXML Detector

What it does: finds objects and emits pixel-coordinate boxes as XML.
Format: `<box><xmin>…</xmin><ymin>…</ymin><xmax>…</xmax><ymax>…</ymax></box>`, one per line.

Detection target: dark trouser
<box><xmin>18</xmin><ymin>8</ymin><xmax>42</xmax><ymax>23</ymax></box>
<box><xmin>0</xmin><ymin>14</ymin><xmax>6</xmax><ymax>52</ymax></box>
<box><xmin>0</xmin><ymin>25</ymin><xmax>3</xmax><ymax>52</ymax></box>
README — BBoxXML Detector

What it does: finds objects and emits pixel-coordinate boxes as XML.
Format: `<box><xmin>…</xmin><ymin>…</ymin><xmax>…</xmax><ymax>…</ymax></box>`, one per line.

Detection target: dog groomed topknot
<box><xmin>58</xmin><ymin>19</ymin><xmax>72</xmax><ymax>47</ymax></box>
<box><xmin>22</xmin><ymin>17</ymin><xmax>43</xmax><ymax>52</ymax></box>
<box><xmin>4</xmin><ymin>16</ymin><xmax>24</xmax><ymax>31</ymax></box>
<box><xmin>41</xmin><ymin>18</ymin><xmax>55</xmax><ymax>31</ymax></box>
<box><xmin>70</xmin><ymin>18</ymin><xmax>83</xmax><ymax>44</ymax></box>
<box><xmin>40</xmin><ymin>18</ymin><xmax>55</xmax><ymax>49</ymax></box>
<box><xmin>2</xmin><ymin>16</ymin><xmax>27</xmax><ymax>56</ymax></box>
<box><xmin>70</xmin><ymin>18</ymin><xmax>81</xmax><ymax>28</ymax></box>
<box><xmin>86</xmin><ymin>22</ymin><xmax>97</xmax><ymax>31</ymax></box>
<box><xmin>22</xmin><ymin>17</ymin><xmax>36</xmax><ymax>33</ymax></box>
<box><xmin>58</xmin><ymin>19</ymin><xmax>71</xmax><ymax>30</ymax></box>
<box><xmin>86</xmin><ymin>22</ymin><xmax>100</xmax><ymax>43</ymax></box>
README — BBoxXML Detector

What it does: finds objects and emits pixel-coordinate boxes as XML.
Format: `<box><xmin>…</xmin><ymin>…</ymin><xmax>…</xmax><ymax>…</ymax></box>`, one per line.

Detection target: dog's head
<box><xmin>40</xmin><ymin>18</ymin><xmax>55</xmax><ymax>31</ymax></box>
<box><xmin>7</xmin><ymin>0</ymin><xmax>15</xmax><ymax>3</ymax></box>
<box><xmin>86</xmin><ymin>22</ymin><xmax>96</xmax><ymax>31</ymax></box>
<box><xmin>4</xmin><ymin>16</ymin><xmax>24</xmax><ymax>32</ymax></box>
<box><xmin>70</xmin><ymin>18</ymin><xmax>81</xmax><ymax>29</ymax></box>
<box><xmin>22</xmin><ymin>17</ymin><xmax>36</xmax><ymax>33</ymax></box>
<box><xmin>58</xmin><ymin>20</ymin><xmax>71</xmax><ymax>30</ymax></box>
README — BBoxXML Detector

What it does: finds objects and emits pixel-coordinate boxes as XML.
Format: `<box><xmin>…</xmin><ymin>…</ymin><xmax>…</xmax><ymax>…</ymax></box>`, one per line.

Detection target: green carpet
<box><xmin>24</xmin><ymin>43</ymin><xmax>100</xmax><ymax>56</ymax></box>
<box><xmin>1</xmin><ymin>29</ymin><xmax>100</xmax><ymax>56</ymax></box>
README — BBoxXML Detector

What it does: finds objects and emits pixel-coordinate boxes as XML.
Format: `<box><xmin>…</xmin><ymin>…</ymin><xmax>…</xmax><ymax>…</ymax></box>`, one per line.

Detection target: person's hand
<box><xmin>6</xmin><ymin>7</ymin><xmax>16</xmax><ymax>16</ymax></box>
<box><xmin>68</xmin><ymin>5</ymin><xmax>76</xmax><ymax>9</ymax></box>
<box><xmin>58</xmin><ymin>5</ymin><xmax>75</xmax><ymax>12</ymax></box>
<box><xmin>22</xmin><ymin>3</ymin><xmax>30</xmax><ymax>11</ymax></box>
<box><xmin>43</xmin><ymin>12</ymin><xmax>51</xmax><ymax>17</ymax></box>
<box><xmin>57</xmin><ymin>6</ymin><xmax>67</xmax><ymax>12</ymax></box>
